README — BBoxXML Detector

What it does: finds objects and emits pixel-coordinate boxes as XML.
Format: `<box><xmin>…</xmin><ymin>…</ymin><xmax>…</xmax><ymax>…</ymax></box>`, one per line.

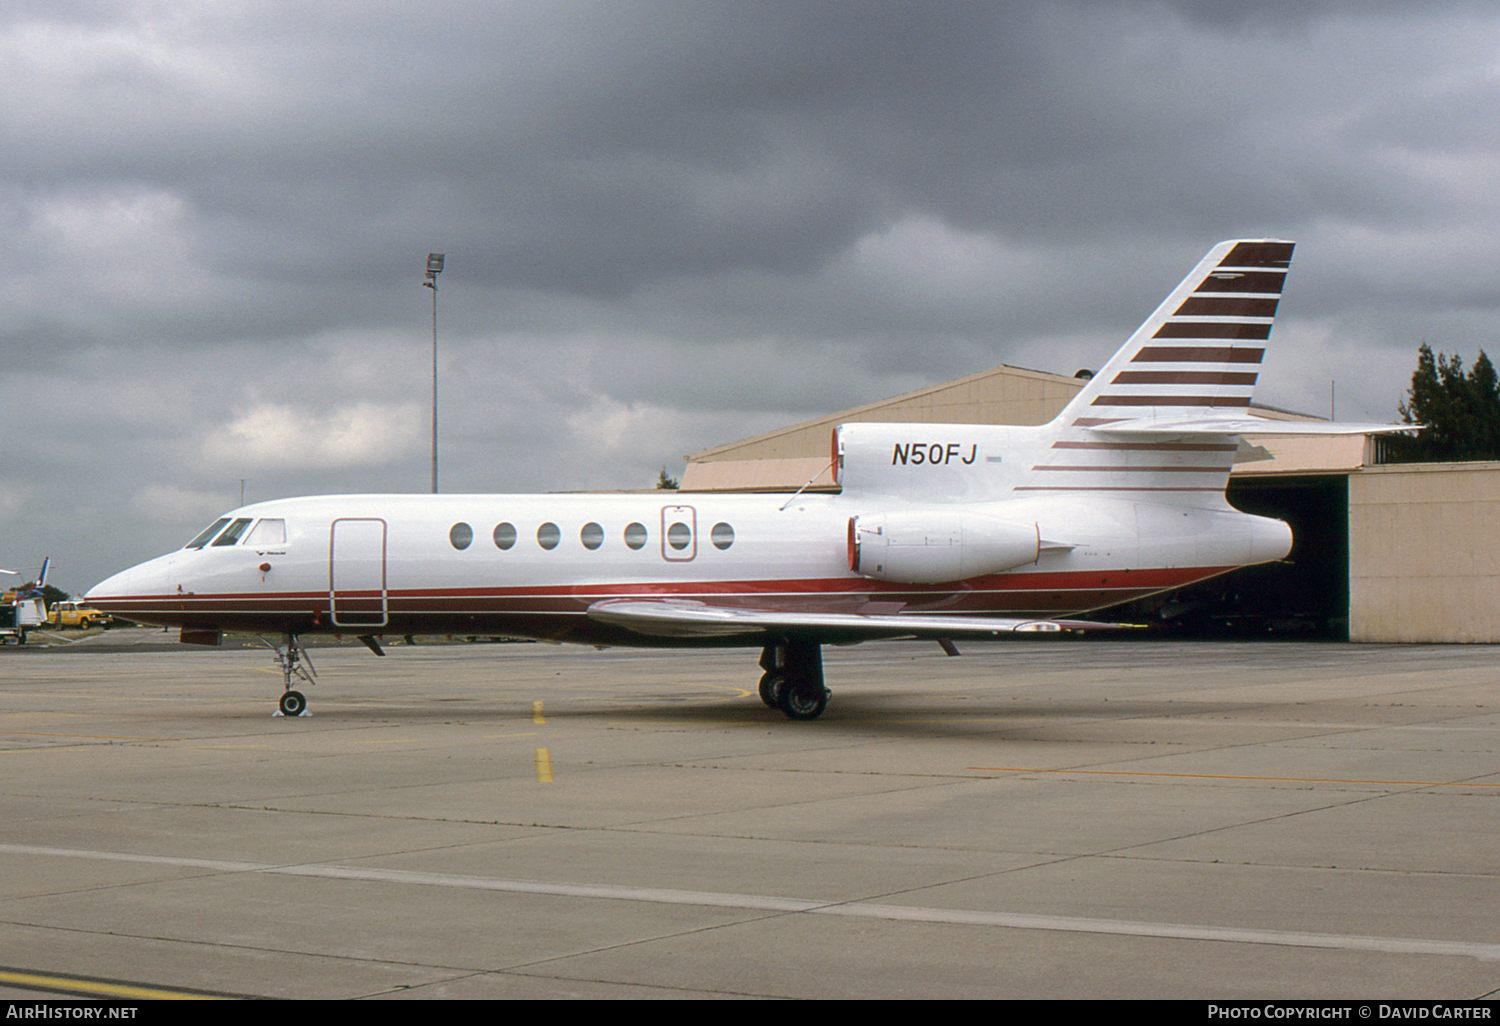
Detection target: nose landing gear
<box><xmin>259</xmin><ymin>633</ymin><xmax>316</xmax><ymax>717</ymax></box>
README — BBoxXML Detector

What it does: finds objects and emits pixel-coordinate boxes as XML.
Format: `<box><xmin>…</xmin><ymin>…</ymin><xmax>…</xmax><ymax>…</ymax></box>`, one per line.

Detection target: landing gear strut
<box><xmin>259</xmin><ymin>633</ymin><xmax>316</xmax><ymax>717</ymax></box>
<box><xmin>758</xmin><ymin>639</ymin><xmax>828</xmax><ymax>721</ymax></box>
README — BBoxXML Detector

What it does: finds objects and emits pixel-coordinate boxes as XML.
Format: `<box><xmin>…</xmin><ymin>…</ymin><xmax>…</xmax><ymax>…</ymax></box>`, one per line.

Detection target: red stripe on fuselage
<box><xmin>88</xmin><ymin>565</ymin><xmax>1238</xmax><ymax>637</ymax></box>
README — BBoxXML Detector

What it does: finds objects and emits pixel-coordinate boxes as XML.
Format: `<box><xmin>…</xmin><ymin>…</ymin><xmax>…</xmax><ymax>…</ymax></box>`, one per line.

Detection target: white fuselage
<box><xmin>86</xmin><ymin>484</ymin><xmax>1290</xmax><ymax>646</ymax></box>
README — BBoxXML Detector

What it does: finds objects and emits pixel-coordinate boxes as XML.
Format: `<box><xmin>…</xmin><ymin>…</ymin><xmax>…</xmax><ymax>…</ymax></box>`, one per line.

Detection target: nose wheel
<box><xmin>278</xmin><ymin>690</ymin><xmax>308</xmax><ymax>717</ymax></box>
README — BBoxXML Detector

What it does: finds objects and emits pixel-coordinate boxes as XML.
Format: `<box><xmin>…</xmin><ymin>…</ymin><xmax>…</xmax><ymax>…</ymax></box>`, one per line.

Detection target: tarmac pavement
<box><xmin>1</xmin><ymin>631</ymin><xmax>1498</xmax><ymax>999</ymax></box>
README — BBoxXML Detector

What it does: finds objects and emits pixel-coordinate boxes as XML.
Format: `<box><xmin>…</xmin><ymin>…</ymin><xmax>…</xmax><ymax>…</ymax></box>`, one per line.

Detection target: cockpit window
<box><xmin>210</xmin><ymin>518</ymin><xmax>254</xmax><ymax>546</ymax></box>
<box><xmin>244</xmin><ymin>518</ymin><xmax>286</xmax><ymax>547</ymax></box>
<box><xmin>185</xmin><ymin>518</ymin><xmax>231</xmax><ymax>550</ymax></box>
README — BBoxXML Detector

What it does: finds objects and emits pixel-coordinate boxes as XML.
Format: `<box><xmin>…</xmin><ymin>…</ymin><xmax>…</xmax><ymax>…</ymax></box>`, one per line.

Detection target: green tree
<box><xmin>655</xmin><ymin>466</ymin><xmax>679</xmax><ymax>490</ymax></box>
<box><xmin>1392</xmin><ymin>344</ymin><xmax>1500</xmax><ymax>461</ymax></box>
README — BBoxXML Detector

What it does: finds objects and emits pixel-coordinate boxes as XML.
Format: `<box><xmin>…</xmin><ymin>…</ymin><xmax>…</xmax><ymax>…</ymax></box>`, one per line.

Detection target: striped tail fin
<box><xmin>1026</xmin><ymin>240</ymin><xmax>1294</xmax><ymax>502</ymax></box>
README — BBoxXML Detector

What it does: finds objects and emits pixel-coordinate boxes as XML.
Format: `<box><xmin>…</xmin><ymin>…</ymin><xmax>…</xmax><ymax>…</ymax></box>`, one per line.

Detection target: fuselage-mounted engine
<box><xmin>847</xmin><ymin>510</ymin><xmax>1041</xmax><ymax>585</ymax></box>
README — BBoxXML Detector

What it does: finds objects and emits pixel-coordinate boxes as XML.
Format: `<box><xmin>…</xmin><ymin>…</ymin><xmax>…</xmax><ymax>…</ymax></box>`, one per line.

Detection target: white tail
<box><xmin>1019</xmin><ymin>239</ymin><xmax>1294</xmax><ymax>504</ymax></box>
<box><xmin>1055</xmin><ymin>239</ymin><xmax>1293</xmax><ymax>423</ymax></box>
<box><xmin>836</xmin><ymin>240</ymin><xmax>1296</xmax><ymax>506</ymax></box>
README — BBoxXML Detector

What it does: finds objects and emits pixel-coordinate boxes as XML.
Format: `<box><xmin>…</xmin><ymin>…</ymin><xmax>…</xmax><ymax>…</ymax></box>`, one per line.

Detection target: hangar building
<box><xmin>679</xmin><ymin>363</ymin><xmax>1497</xmax><ymax>643</ymax></box>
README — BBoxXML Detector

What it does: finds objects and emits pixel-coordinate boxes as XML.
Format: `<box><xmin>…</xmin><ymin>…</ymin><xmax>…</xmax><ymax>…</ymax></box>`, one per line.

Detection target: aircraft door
<box><xmin>660</xmin><ymin>505</ymin><xmax>697</xmax><ymax>562</ymax></box>
<box><xmin>329</xmin><ymin>518</ymin><xmax>388</xmax><ymax>627</ymax></box>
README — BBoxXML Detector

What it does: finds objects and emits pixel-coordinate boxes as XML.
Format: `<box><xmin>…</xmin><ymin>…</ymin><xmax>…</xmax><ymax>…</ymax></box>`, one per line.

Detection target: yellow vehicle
<box><xmin>47</xmin><ymin>601</ymin><xmax>112</xmax><ymax>630</ymax></box>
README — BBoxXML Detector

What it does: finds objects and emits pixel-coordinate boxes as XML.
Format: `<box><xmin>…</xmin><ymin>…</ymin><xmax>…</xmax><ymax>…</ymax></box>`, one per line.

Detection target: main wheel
<box><xmin>278</xmin><ymin>690</ymin><xmax>307</xmax><ymax>717</ymax></box>
<box><xmin>758</xmin><ymin>671</ymin><xmax>787</xmax><ymax>709</ymax></box>
<box><xmin>779</xmin><ymin>680</ymin><xmax>828</xmax><ymax>721</ymax></box>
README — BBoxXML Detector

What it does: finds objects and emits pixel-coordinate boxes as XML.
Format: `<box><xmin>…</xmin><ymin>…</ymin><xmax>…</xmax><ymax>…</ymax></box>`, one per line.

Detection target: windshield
<box><xmin>210</xmin><ymin>518</ymin><xmax>254</xmax><ymax>546</ymax></box>
<box><xmin>185</xmin><ymin>518</ymin><xmax>231</xmax><ymax>550</ymax></box>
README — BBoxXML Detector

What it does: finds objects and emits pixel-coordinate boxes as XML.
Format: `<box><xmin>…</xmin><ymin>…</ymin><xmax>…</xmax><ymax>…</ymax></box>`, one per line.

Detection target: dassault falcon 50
<box><xmin>87</xmin><ymin>240</ymin><xmax>1403</xmax><ymax>720</ymax></box>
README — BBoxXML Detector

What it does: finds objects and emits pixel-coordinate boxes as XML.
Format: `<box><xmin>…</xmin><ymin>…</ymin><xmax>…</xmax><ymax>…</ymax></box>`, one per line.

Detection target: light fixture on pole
<box><xmin>423</xmin><ymin>253</ymin><xmax>444</xmax><ymax>494</ymax></box>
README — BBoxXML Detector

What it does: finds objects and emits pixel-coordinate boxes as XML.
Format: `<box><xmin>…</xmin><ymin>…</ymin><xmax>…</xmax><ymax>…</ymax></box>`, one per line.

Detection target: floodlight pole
<box><xmin>423</xmin><ymin>253</ymin><xmax>445</xmax><ymax>493</ymax></box>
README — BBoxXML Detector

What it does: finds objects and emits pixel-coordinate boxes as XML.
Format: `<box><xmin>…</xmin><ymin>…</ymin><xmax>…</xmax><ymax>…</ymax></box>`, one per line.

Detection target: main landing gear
<box><xmin>757</xmin><ymin>639</ymin><xmax>829</xmax><ymax>721</ymax></box>
<box><xmin>258</xmin><ymin>633</ymin><xmax>317</xmax><ymax>717</ymax></box>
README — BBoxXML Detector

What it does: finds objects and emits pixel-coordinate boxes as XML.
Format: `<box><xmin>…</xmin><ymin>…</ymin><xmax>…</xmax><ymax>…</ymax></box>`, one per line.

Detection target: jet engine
<box><xmin>847</xmin><ymin>511</ymin><xmax>1040</xmax><ymax>584</ymax></box>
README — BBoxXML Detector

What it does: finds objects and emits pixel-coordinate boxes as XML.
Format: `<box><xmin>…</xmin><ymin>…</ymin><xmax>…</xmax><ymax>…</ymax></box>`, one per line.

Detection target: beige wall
<box><xmin>1350</xmin><ymin>462</ymin><xmax>1500</xmax><ymax>643</ymax></box>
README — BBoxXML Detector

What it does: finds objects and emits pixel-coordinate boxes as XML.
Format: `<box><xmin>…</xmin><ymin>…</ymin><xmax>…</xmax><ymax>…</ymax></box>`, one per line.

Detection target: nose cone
<box><xmin>86</xmin><ymin>551</ymin><xmax>182</xmax><ymax>624</ymax></box>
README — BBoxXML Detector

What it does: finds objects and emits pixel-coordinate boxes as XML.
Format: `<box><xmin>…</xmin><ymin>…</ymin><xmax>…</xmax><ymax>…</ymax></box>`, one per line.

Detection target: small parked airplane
<box><xmin>86</xmin><ymin>240</ymin><xmax>1403</xmax><ymax>719</ymax></box>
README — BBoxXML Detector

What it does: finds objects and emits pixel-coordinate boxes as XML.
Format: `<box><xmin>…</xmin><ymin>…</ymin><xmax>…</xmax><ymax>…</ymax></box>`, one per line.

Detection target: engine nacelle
<box><xmin>847</xmin><ymin>510</ymin><xmax>1040</xmax><ymax>584</ymax></box>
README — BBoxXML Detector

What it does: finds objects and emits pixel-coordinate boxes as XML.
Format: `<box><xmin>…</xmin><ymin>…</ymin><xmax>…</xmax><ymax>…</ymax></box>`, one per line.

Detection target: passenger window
<box><xmin>667</xmin><ymin>521</ymin><xmax>692</xmax><ymax>551</ymax></box>
<box><xmin>186</xmin><ymin>518</ymin><xmax>231</xmax><ymax>549</ymax></box>
<box><xmin>624</xmin><ymin>522</ymin><xmax>648</xmax><ymax>550</ymax></box>
<box><xmin>449</xmin><ymin>523</ymin><xmax>473</xmax><ymax>550</ymax></box>
<box><xmin>537</xmin><ymin>522</ymin><xmax>560</xmax><ymax>550</ymax></box>
<box><xmin>493</xmin><ymin>523</ymin><xmax>516</xmax><ymax>550</ymax></box>
<box><xmin>711</xmin><ymin>523</ymin><xmax>734</xmax><ymax>550</ymax></box>
<box><xmin>211</xmin><ymin>518</ymin><xmax>254</xmax><ymax>546</ymax></box>
<box><xmin>244</xmin><ymin>519</ymin><xmax>286</xmax><ymax>547</ymax></box>
<box><xmin>581</xmin><ymin>522</ymin><xmax>604</xmax><ymax>550</ymax></box>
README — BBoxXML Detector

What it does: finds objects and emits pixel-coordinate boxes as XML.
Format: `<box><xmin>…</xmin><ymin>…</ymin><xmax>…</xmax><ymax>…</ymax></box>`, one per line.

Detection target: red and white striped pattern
<box><xmin>1023</xmin><ymin>240</ymin><xmax>1293</xmax><ymax>497</ymax></box>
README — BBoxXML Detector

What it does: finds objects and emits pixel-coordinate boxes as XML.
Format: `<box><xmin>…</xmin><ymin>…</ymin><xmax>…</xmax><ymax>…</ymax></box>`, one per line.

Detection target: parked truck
<box><xmin>46</xmin><ymin>600</ymin><xmax>112</xmax><ymax>630</ymax></box>
<box><xmin>0</xmin><ymin>590</ymin><xmax>44</xmax><ymax>645</ymax></box>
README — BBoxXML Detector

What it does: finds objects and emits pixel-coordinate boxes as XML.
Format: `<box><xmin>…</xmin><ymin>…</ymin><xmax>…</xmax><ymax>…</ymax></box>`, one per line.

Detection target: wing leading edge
<box><xmin>586</xmin><ymin>598</ymin><xmax>1126</xmax><ymax>640</ymax></box>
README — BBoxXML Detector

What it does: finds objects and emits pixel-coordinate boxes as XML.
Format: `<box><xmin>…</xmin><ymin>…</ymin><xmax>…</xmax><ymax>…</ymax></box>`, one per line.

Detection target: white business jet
<box><xmin>86</xmin><ymin>240</ymin><xmax>1402</xmax><ymax>719</ymax></box>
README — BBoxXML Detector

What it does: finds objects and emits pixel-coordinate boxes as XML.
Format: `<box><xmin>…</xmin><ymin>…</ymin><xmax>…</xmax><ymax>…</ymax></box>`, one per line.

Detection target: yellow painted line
<box><xmin>679</xmin><ymin>682</ymin><xmax>753</xmax><ymax>698</ymax></box>
<box><xmin>966</xmin><ymin>766</ymin><xmax>1500</xmax><ymax>788</ymax></box>
<box><xmin>0</xmin><ymin>967</ymin><xmax>219</xmax><ymax>1001</ymax></box>
<box><xmin>535</xmin><ymin>747</ymin><xmax>554</xmax><ymax>783</ymax></box>
<box><xmin>532</xmin><ymin>700</ymin><xmax>545</xmax><ymax>724</ymax></box>
<box><xmin>483</xmin><ymin>732</ymin><xmax>540</xmax><ymax>738</ymax></box>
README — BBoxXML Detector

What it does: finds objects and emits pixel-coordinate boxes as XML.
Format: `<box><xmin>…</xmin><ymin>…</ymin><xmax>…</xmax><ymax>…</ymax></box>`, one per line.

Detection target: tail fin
<box><xmin>1056</xmin><ymin>239</ymin><xmax>1293</xmax><ymax>425</ymax></box>
<box><xmin>14</xmin><ymin>557</ymin><xmax>50</xmax><ymax>598</ymax></box>
<box><xmin>1022</xmin><ymin>240</ymin><xmax>1294</xmax><ymax>504</ymax></box>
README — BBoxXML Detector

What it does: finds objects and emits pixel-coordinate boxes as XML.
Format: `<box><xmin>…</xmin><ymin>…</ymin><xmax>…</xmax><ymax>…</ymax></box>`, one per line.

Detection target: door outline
<box><xmin>329</xmin><ymin>517</ymin><xmax>388</xmax><ymax>627</ymax></box>
<box><xmin>660</xmin><ymin>505</ymin><xmax>697</xmax><ymax>562</ymax></box>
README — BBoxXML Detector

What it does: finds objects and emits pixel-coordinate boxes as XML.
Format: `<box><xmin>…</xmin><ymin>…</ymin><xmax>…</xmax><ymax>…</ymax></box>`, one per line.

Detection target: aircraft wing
<box><xmin>1089</xmin><ymin>418</ymin><xmax>1416</xmax><ymax>438</ymax></box>
<box><xmin>585</xmin><ymin>598</ymin><xmax>1127</xmax><ymax>640</ymax></box>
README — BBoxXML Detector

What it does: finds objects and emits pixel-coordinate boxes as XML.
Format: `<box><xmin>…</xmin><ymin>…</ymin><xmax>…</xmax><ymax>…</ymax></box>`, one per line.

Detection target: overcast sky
<box><xmin>4</xmin><ymin>0</ymin><xmax>1499</xmax><ymax>592</ymax></box>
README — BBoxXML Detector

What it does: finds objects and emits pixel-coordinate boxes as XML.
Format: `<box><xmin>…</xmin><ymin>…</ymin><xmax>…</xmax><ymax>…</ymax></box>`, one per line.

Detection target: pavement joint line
<box><xmin>965</xmin><ymin>766</ymin><xmax>1500</xmax><ymax>787</ymax></box>
<box><xmin>4</xmin><ymin>841</ymin><xmax>1498</xmax><ymax>963</ymax></box>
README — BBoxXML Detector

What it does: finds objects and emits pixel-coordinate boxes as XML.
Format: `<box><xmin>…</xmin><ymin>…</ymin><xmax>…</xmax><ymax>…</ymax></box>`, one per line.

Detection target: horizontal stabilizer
<box><xmin>587</xmin><ymin>598</ymin><xmax>1128</xmax><ymax>640</ymax></box>
<box><xmin>1088</xmin><ymin>418</ymin><xmax>1417</xmax><ymax>438</ymax></box>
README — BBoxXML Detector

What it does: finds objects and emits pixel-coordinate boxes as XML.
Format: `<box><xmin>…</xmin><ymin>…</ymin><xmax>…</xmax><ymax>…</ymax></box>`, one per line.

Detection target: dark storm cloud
<box><xmin>2</xmin><ymin>0</ymin><xmax>1499</xmax><ymax>588</ymax></box>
